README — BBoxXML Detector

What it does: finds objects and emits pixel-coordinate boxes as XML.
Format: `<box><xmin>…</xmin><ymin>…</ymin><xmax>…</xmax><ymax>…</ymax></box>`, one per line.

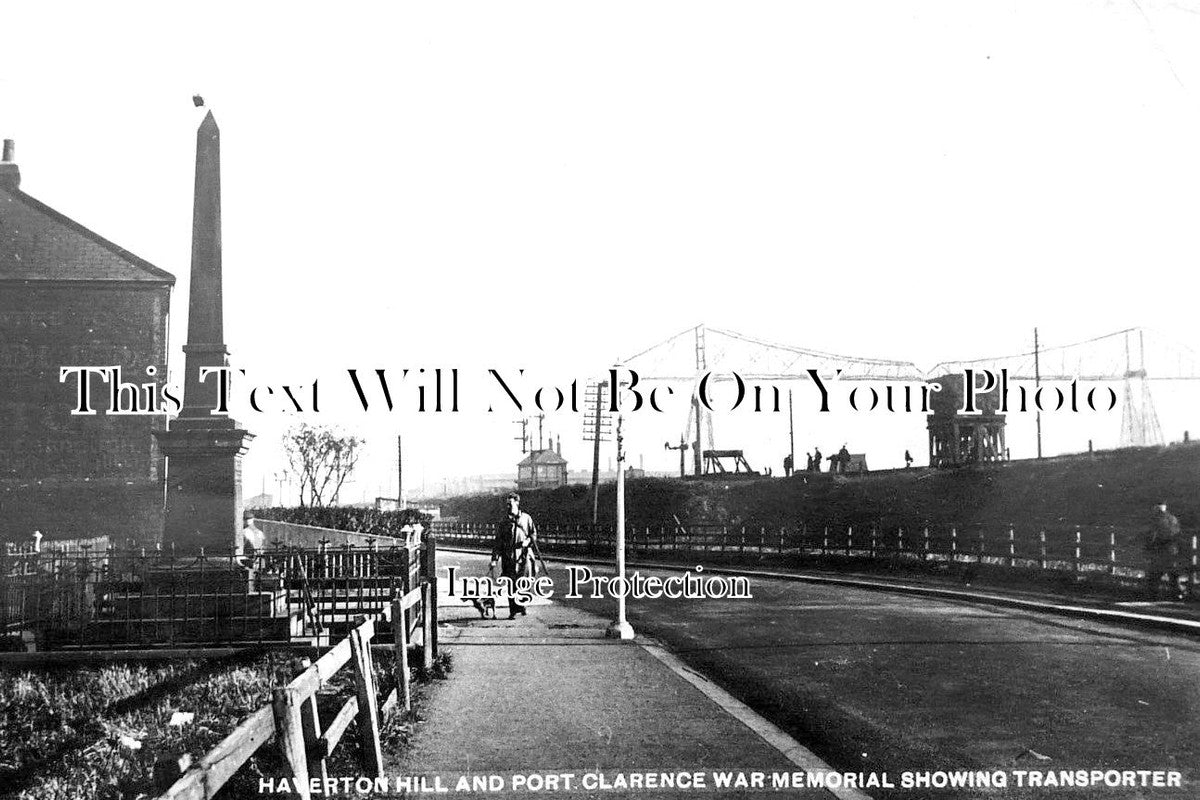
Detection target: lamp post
<box><xmin>606</xmin><ymin>405</ymin><xmax>635</xmax><ymax>640</ymax></box>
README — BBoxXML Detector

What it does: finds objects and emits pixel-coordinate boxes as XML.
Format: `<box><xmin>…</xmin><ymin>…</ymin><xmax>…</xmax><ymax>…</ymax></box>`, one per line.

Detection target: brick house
<box><xmin>0</xmin><ymin>140</ymin><xmax>174</xmax><ymax>544</ymax></box>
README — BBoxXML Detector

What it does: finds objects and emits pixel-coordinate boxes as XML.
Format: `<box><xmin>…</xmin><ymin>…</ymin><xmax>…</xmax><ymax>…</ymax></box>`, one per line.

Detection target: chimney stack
<box><xmin>557</xmin><ymin>435</ymin><xmax>562</xmax><ymax>456</ymax></box>
<box><xmin>0</xmin><ymin>139</ymin><xmax>19</xmax><ymax>189</ymax></box>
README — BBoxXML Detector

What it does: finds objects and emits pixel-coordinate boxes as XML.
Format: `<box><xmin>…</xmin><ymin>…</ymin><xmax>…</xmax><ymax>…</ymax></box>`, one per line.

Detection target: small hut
<box><xmin>517</xmin><ymin>441</ymin><xmax>568</xmax><ymax>490</ymax></box>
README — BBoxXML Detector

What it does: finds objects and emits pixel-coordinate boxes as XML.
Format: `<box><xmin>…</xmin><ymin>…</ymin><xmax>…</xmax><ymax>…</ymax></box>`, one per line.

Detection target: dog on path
<box><xmin>464</xmin><ymin>596</ymin><xmax>496</xmax><ymax>619</ymax></box>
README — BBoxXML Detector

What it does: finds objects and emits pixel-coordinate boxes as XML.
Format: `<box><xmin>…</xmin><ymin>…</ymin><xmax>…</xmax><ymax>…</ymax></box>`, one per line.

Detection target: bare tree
<box><xmin>283</xmin><ymin>424</ymin><xmax>364</xmax><ymax>507</ymax></box>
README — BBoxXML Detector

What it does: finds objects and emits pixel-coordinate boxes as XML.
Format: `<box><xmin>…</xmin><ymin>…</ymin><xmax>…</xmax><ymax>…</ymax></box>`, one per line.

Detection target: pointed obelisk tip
<box><xmin>199</xmin><ymin>109</ymin><xmax>218</xmax><ymax>132</ymax></box>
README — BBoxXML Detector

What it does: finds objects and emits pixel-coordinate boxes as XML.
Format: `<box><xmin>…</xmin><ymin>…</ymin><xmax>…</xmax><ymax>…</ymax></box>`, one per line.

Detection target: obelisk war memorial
<box><xmin>96</xmin><ymin>110</ymin><xmax>296</xmax><ymax>645</ymax></box>
<box><xmin>2</xmin><ymin>112</ymin><xmax>299</xmax><ymax>647</ymax></box>
<box><xmin>154</xmin><ymin>111</ymin><xmax>255</xmax><ymax>562</ymax></box>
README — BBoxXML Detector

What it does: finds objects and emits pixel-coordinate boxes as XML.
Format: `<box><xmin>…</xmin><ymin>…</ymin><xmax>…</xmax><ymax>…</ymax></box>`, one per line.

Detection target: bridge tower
<box><xmin>1119</xmin><ymin>329</ymin><xmax>1164</xmax><ymax>447</ymax></box>
<box><xmin>688</xmin><ymin>324</ymin><xmax>716</xmax><ymax>476</ymax></box>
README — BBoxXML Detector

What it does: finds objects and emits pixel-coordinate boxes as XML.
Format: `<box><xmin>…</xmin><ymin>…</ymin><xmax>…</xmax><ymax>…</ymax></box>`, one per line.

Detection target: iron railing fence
<box><xmin>432</xmin><ymin>520</ymin><xmax>1199</xmax><ymax>587</ymax></box>
<box><xmin>0</xmin><ymin>537</ymin><xmax>431</xmax><ymax>650</ymax></box>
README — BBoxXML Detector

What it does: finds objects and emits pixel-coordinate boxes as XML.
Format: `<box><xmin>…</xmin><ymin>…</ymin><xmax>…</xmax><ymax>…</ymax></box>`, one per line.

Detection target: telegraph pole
<box><xmin>788</xmin><ymin>388</ymin><xmax>795</xmax><ymax>470</ymax></box>
<box><xmin>585</xmin><ymin>381</ymin><xmax>610</xmax><ymax>524</ymax></box>
<box><xmin>591</xmin><ymin>394</ymin><xmax>602</xmax><ymax>523</ymax></box>
<box><xmin>397</xmin><ymin>435</ymin><xmax>403</xmax><ymax>509</ymax></box>
<box><xmin>1034</xmin><ymin>328</ymin><xmax>1042</xmax><ymax>459</ymax></box>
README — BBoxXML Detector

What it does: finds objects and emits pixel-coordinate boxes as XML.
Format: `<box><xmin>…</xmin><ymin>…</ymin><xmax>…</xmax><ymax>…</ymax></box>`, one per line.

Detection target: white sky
<box><xmin>4</xmin><ymin>1</ymin><xmax>1200</xmax><ymax>500</ymax></box>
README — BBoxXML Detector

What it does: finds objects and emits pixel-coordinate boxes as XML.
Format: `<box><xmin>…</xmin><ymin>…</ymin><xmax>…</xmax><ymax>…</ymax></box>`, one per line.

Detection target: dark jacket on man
<box><xmin>1146</xmin><ymin>508</ymin><xmax>1181</xmax><ymax>572</ymax></box>
<box><xmin>493</xmin><ymin>510</ymin><xmax>538</xmax><ymax>617</ymax></box>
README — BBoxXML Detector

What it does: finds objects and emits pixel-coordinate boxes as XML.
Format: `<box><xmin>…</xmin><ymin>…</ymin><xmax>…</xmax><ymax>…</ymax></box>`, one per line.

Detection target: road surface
<box><xmin>439</xmin><ymin>550</ymin><xmax>1199</xmax><ymax>799</ymax></box>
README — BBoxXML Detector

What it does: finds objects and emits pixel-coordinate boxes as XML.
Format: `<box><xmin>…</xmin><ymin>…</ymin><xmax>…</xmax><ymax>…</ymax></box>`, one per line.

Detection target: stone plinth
<box><xmin>143</xmin><ymin>556</ymin><xmax>255</xmax><ymax>593</ymax></box>
<box><xmin>156</xmin><ymin>425</ymin><xmax>254</xmax><ymax>555</ymax></box>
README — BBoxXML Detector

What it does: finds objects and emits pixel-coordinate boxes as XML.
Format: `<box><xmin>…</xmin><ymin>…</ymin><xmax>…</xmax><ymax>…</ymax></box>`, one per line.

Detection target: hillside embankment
<box><xmin>439</xmin><ymin>444</ymin><xmax>1200</xmax><ymax>533</ymax></box>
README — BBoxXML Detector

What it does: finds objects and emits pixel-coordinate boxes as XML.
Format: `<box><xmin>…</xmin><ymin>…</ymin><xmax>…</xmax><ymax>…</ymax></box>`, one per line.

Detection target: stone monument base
<box><xmin>143</xmin><ymin>558</ymin><xmax>255</xmax><ymax>594</ymax></box>
<box><xmin>69</xmin><ymin>559</ymin><xmax>301</xmax><ymax>647</ymax></box>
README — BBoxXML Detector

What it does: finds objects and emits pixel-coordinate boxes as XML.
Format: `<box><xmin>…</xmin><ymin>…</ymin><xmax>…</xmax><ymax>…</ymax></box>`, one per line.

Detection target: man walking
<box><xmin>492</xmin><ymin>492</ymin><xmax>538</xmax><ymax>618</ymax></box>
<box><xmin>1145</xmin><ymin>503</ymin><xmax>1182</xmax><ymax>600</ymax></box>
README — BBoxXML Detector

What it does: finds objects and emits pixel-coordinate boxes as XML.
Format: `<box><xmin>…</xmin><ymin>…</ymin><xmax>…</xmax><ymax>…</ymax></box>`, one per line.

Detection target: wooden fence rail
<box><xmin>153</xmin><ymin>577</ymin><xmax>436</xmax><ymax>800</ymax></box>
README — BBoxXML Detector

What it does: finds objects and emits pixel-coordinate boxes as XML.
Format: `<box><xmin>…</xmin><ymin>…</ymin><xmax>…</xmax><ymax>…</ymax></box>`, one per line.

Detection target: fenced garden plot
<box><xmin>1</xmin><ymin>533</ymin><xmax>437</xmax><ymax>651</ymax></box>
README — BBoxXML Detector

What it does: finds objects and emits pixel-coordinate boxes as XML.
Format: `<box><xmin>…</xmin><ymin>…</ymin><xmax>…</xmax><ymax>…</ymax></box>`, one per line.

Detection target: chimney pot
<box><xmin>0</xmin><ymin>140</ymin><xmax>19</xmax><ymax>189</ymax></box>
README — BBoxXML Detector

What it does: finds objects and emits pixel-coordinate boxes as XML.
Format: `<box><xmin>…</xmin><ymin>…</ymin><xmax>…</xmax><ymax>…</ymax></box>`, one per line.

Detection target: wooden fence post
<box><xmin>1191</xmin><ymin>535</ymin><xmax>1198</xmax><ymax>599</ymax></box>
<box><xmin>299</xmin><ymin>691</ymin><xmax>327</xmax><ymax>784</ymax></box>
<box><xmin>1109</xmin><ymin>530</ymin><xmax>1117</xmax><ymax>576</ymax></box>
<box><xmin>349</xmin><ymin>622</ymin><xmax>385</xmax><ymax>777</ymax></box>
<box><xmin>1074</xmin><ymin>527</ymin><xmax>1082</xmax><ymax>573</ymax></box>
<box><xmin>391</xmin><ymin>597</ymin><xmax>411</xmax><ymax>713</ymax></box>
<box><xmin>272</xmin><ymin>686</ymin><xmax>312</xmax><ymax>800</ymax></box>
<box><xmin>152</xmin><ymin>754</ymin><xmax>193</xmax><ymax>795</ymax></box>
<box><xmin>846</xmin><ymin>526</ymin><xmax>852</xmax><ymax>557</ymax></box>
<box><xmin>923</xmin><ymin>527</ymin><xmax>930</xmax><ymax>561</ymax></box>
<box><xmin>950</xmin><ymin>527</ymin><xmax>957</xmax><ymax>561</ymax></box>
<box><xmin>1039</xmin><ymin>530</ymin><xmax>1047</xmax><ymax>569</ymax></box>
<box><xmin>1008</xmin><ymin>526</ymin><xmax>1016</xmax><ymax>568</ymax></box>
<box><xmin>422</xmin><ymin>535</ymin><xmax>438</xmax><ymax>670</ymax></box>
<box><xmin>870</xmin><ymin>526</ymin><xmax>877</xmax><ymax>559</ymax></box>
<box><xmin>398</xmin><ymin>544</ymin><xmax>413</xmax><ymax>652</ymax></box>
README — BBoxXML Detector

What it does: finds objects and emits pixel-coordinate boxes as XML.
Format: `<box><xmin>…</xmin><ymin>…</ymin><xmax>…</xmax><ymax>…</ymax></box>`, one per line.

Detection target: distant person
<box><xmin>1144</xmin><ymin>503</ymin><xmax>1183</xmax><ymax>600</ymax></box>
<box><xmin>837</xmin><ymin>444</ymin><xmax>851</xmax><ymax>474</ymax></box>
<box><xmin>242</xmin><ymin>511</ymin><xmax>265</xmax><ymax>558</ymax></box>
<box><xmin>812</xmin><ymin>447</ymin><xmax>822</xmax><ymax>473</ymax></box>
<box><xmin>904</xmin><ymin>450</ymin><xmax>913</xmax><ymax>469</ymax></box>
<box><xmin>491</xmin><ymin>492</ymin><xmax>537</xmax><ymax>618</ymax></box>
<box><xmin>783</xmin><ymin>453</ymin><xmax>793</xmax><ymax>477</ymax></box>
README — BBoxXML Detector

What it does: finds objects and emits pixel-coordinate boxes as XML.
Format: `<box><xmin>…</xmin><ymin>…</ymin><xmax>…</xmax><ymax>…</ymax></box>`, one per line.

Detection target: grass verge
<box><xmin>0</xmin><ymin>648</ymin><xmax>453</xmax><ymax>800</ymax></box>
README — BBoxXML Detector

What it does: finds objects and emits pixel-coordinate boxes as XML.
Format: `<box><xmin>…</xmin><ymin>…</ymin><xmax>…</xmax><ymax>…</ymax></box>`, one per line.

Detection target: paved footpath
<box><xmin>385</xmin><ymin>553</ymin><xmax>864</xmax><ymax>799</ymax></box>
